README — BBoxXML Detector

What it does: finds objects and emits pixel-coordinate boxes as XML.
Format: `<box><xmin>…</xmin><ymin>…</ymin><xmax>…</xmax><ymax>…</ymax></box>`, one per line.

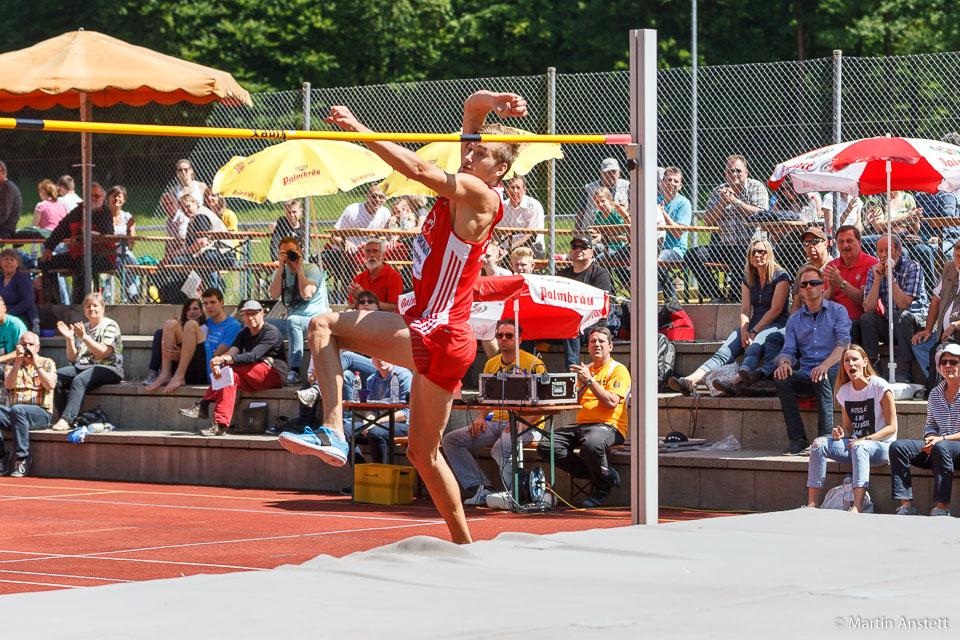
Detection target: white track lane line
<box><xmin>0</xmin><ymin>568</ymin><xmax>132</xmax><ymax>583</ymax></box>
<box><xmin>0</xmin><ymin>578</ymin><xmax>78</xmax><ymax>588</ymax></box>
<box><xmin>0</xmin><ymin>493</ymin><xmax>456</xmax><ymax>524</ymax></box>
<box><xmin>0</xmin><ymin>519</ymin><xmax>452</xmax><ymax>570</ymax></box>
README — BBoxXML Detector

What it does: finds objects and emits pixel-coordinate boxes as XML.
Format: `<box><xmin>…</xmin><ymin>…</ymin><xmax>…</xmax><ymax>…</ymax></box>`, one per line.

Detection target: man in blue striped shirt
<box><xmin>774</xmin><ymin>265</ymin><xmax>852</xmax><ymax>456</ymax></box>
<box><xmin>889</xmin><ymin>343</ymin><xmax>960</xmax><ymax>516</ymax></box>
<box><xmin>860</xmin><ymin>235</ymin><xmax>928</xmax><ymax>383</ymax></box>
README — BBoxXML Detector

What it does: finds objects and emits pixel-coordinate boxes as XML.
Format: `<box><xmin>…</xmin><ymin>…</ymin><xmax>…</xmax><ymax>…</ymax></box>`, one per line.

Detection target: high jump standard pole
<box><xmin>629</xmin><ymin>28</ymin><xmax>659</xmax><ymax>526</ymax></box>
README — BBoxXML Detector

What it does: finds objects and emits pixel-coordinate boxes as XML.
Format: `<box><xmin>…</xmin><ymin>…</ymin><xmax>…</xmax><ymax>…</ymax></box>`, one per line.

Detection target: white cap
<box><xmin>600</xmin><ymin>158</ymin><xmax>620</xmax><ymax>173</ymax></box>
<box><xmin>936</xmin><ymin>342</ymin><xmax>960</xmax><ymax>368</ymax></box>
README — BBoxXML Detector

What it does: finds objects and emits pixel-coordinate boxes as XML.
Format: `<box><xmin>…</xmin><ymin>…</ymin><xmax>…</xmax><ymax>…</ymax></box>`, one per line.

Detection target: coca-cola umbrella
<box><xmin>769</xmin><ymin>135</ymin><xmax>960</xmax><ymax>381</ymax></box>
<box><xmin>397</xmin><ymin>273</ymin><xmax>609</xmax><ymax>364</ymax></box>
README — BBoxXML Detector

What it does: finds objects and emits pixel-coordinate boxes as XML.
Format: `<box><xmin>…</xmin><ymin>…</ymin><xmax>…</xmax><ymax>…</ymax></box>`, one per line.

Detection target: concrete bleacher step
<box><xmin>658</xmin><ymin>393</ymin><xmax>931</xmax><ymax>451</ymax></box>
<box><xmin>77</xmin><ymin>383</ymin><xmax>581</xmax><ymax>434</ymax></box>
<box><xmin>26</xmin><ymin>429</ymin><xmax>631</xmax><ymax>505</ymax></box>
<box><xmin>658</xmin><ymin>448</ymin><xmax>941</xmax><ymax>515</ymax></box>
<box><xmin>27</xmin><ymin>430</ymin><xmax>352</xmax><ymax>491</ymax></box>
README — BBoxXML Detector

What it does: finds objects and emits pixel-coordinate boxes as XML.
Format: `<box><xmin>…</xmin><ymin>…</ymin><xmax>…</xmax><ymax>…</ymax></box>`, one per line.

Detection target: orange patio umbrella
<box><xmin>0</xmin><ymin>30</ymin><xmax>251</xmax><ymax>293</ymax></box>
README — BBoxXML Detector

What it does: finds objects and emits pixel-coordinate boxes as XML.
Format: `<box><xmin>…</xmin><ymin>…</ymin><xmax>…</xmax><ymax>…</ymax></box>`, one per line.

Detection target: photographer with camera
<box><xmin>0</xmin><ymin>332</ymin><xmax>57</xmax><ymax>478</ymax></box>
<box><xmin>268</xmin><ymin>236</ymin><xmax>330</xmax><ymax>385</ymax></box>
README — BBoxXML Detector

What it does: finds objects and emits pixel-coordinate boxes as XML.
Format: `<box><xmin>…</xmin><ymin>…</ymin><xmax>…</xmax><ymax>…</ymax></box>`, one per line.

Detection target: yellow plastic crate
<box><xmin>353</xmin><ymin>463</ymin><xmax>417</xmax><ymax>505</ymax></box>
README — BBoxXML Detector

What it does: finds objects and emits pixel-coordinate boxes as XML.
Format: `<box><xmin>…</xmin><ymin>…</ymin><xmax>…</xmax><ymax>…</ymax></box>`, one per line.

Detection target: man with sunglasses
<box><xmin>773</xmin><ymin>264</ymin><xmax>851</xmax><ymax>456</ymax></box>
<box><xmin>558</xmin><ymin>234</ymin><xmax>613</xmax><ymax>369</ymax></box>
<box><xmin>686</xmin><ymin>155</ymin><xmax>769</xmax><ymax>302</ymax></box>
<box><xmin>789</xmin><ymin>227</ymin><xmax>832</xmax><ymax>313</ymax></box>
<box><xmin>441</xmin><ymin>319</ymin><xmax>545</xmax><ymax>506</ymax></box>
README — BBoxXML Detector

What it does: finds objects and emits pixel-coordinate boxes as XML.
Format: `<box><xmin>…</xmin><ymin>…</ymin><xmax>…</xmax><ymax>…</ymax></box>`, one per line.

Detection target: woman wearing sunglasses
<box><xmin>889</xmin><ymin>343</ymin><xmax>960</xmax><ymax>516</ymax></box>
<box><xmin>669</xmin><ymin>238</ymin><xmax>791</xmax><ymax>395</ymax></box>
<box><xmin>805</xmin><ymin>344</ymin><xmax>897</xmax><ymax>511</ymax></box>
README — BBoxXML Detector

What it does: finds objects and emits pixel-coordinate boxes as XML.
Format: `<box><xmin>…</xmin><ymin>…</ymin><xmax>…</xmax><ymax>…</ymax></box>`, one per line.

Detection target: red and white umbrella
<box><xmin>768</xmin><ymin>135</ymin><xmax>960</xmax><ymax>382</ymax></box>
<box><xmin>768</xmin><ymin>136</ymin><xmax>960</xmax><ymax>196</ymax></box>
<box><xmin>397</xmin><ymin>273</ymin><xmax>609</xmax><ymax>344</ymax></box>
<box><xmin>471</xmin><ymin>274</ymin><xmax>609</xmax><ymax>340</ymax></box>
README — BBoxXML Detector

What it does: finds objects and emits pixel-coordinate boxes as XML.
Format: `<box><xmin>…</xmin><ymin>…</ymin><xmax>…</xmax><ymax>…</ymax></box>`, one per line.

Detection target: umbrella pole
<box><xmin>886</xmin><ymin>160</ymin><xmax>896</xmax><ymax>383</ymax></box>
<box><xmin>80</xmin><ymin>93</ymin><xmax>93</xmax><ymax>298</ymax></box>
<box><xmin>302</xmin><ymin>82</ymin><xmax>312</xmax><ymax>256</ymax></box>
<box><xmin>513</xmin><ymin>298</ymin><xmax>520</xmax><ymax>368</ymax></box>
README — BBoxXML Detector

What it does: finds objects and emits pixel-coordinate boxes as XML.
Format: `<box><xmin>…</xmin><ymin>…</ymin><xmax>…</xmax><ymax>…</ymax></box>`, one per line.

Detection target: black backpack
<box><xmin>657</xmin><ymin>333</ymin><xmax>676</xmax><ymax>392</ymax></box>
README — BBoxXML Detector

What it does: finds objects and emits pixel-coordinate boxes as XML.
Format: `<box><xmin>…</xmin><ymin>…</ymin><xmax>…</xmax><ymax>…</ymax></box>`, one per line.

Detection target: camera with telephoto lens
<box><xmin>285</xmin><ymin>249</ymin><xmax>300</xmax><ymax>262</ymax></box>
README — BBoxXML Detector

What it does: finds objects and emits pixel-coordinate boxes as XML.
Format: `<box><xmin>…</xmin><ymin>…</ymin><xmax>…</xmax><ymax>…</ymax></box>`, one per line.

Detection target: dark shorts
<box><xmin>182</xmin><ymin>342</ymin><xmax>209</xmax><ymax>385</ymax></box>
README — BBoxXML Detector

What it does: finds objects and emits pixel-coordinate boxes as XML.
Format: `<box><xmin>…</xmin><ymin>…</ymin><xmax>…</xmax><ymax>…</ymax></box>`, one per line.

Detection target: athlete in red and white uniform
<box><xmin>404</xmin><ymin>190</ymin><xmax>504</xmax><ymax>392</ymax></box>
<box><xmin>279</xmin><ymin>91</ymin><xmax>527</xmax><ymax>545</ymax></box>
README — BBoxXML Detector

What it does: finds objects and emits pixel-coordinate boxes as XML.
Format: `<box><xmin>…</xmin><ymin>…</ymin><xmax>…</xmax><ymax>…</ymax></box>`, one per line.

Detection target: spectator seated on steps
<box><xmin>179</xmin><ymin>300</ymin><xmax>286</xmax><ymax>437</ymax></box>
<box><xmin>147</xmin><ymin>287</ymin><xmax>240</xmax><ymax>394</ymax></box>
<box><xmin>537</xmin><ymin>326</ymin><xmax>629</xmax><ymax>508</ymax></box>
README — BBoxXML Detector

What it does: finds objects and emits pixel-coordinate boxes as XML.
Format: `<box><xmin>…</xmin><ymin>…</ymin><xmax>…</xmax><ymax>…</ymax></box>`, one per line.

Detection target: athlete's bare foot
<box><xmin>145</xmin><ymin>373</ymin><xmax>171</xmax><ymax>392</ymax></box>
<box><xmin>163</xmin><ymin>374</ymin><xmax>185</xmax><ymax>394</ymax></box>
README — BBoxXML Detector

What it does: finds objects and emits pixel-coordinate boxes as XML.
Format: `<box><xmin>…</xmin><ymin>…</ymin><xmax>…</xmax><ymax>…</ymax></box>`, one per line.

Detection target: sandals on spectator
<box><xmin>667</xmin><ymin>376</ymin><xmax>694</xmax><ymax>396</ymax></box>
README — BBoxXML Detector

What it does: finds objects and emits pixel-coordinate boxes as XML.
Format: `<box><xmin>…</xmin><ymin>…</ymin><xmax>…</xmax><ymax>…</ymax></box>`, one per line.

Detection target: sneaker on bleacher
<box><xmin>179</xmin><ymin>403</ymin><xmax>208</xmax><ymax>420</ymax></box>
<box><xmin>286</xmin><ymin>371</ymin><xmax>301</xmax><ymax>386</ymax></box>
<box><xmin>297</xmin><ymin>386</ymin><xmax>319</xmax><ymax>407</ymax></box>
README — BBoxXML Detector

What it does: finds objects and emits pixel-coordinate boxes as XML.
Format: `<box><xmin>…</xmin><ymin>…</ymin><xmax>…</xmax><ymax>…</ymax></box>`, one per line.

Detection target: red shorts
<box><xmin>403</xmin><ymin>317</ymin><xmax>475</xmax><ymax>393</ymax></box>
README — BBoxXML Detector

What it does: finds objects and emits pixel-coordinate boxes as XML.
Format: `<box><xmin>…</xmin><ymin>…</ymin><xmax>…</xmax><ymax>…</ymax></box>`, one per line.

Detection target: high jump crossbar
<box><xmin>0</xmin><ymin>116</ymin><xmax>632</xmax><ymax>145</ymax></box>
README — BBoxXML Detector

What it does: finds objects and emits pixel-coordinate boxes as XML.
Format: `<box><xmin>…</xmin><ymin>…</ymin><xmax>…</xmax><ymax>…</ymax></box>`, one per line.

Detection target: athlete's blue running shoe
<box><xmin>278</xmin><ymin>426</ymin><xmax>349</xmax><ymax>467</ymax></box>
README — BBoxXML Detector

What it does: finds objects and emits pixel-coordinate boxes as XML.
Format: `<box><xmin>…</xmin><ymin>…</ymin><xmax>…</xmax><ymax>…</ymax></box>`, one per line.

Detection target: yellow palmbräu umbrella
<box><xmin>212</xmin><ymin>139</ymin><xmax>392</xmax><ymax>203</ymax></box>
<box><xmin>380</xmin><ymin>128</ymin><xmax>563</xmax><ymax>197</ymax></box>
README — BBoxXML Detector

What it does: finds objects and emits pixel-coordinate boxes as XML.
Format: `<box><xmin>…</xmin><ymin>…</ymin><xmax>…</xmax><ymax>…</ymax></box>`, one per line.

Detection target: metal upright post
<box><xmin>547</xmin><ymin>67</ymin><xmax>557</xmax><ymax>275</ymax></box>
<box><xmin>628</xmin><ymin>28</ymin><xmax>659</xmax><ymax>526</ymax></box>
<box><xmin>831</xmin><ymin>50</ymin><xmax>842</xmax><ymax>237</ymax></box>
<box><xmin>690</xmin><ymin>0</ymin><xmax>699</xmax><ymax>212</ymax></box>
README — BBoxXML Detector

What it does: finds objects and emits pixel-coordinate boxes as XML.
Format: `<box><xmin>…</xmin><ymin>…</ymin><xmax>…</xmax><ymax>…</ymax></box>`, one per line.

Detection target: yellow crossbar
<box><xmin>0</xmin><ymin>116</ymin><xmax>632</xmax><ymax>145</ymax></box>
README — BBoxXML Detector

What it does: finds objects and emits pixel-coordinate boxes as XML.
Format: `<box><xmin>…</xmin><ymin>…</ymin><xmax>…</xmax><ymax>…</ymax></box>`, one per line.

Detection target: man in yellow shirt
<box><xmin>538</xmin><ymin>326</ymin><xmax>630</xmax><ymax>508</ymax></box>
<box><xmin>441</xmin><ymin>319</ymin><xmax>546</xmax><ymax>506</ymax></box>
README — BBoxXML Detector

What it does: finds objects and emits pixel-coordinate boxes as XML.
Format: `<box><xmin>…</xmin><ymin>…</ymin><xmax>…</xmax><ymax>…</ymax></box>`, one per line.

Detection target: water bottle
<box><xmin>842</xmin><ymin>474</ymin><xmax>854</xmax><ymax>510</ymax></box>
<box><xmin>87</xmin><ymin>423</ymin><xmax>115</xmax><ymax>433</ymax></box>
<box><xmin>67</xmin><ymin>426</ymin><xmax>89</xmax><ymax>444</ymax></box>
<box><xmin>351</xmin><ymin>372</ymin><xmax>361</xmax><ymax>402</ymax></box>
<box><xmin>31</xmin><ymin>318</ymin><xmax>40</xmax><ymax>333</ymax></box>
<box><xmin>390</xmin><ymin>372</ymin><xmax>400</xmax><ymax>403</ymax></box>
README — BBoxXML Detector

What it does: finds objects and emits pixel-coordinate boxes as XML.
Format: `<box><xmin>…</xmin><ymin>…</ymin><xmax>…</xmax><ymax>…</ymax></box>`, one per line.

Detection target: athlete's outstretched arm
<box><xmin>461</xmin><ymin>90</ymin><xmax>528</xmax><ymax>148</ymax></box>
<box><xmin>325</xmin><ymin>106</ymin><xmax>490</xmax><ymax>209</ymax></box>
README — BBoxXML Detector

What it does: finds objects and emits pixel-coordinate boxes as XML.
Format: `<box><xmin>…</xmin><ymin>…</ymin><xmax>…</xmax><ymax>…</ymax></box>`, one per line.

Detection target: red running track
<box><xmin>0</xmin><ymin>478</ymin><xmax>744</xmax><ymax>595</ymax></box>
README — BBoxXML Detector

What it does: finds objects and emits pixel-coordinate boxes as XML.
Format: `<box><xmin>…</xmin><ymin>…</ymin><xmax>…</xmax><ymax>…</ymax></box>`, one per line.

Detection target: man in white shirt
<box><xmin>501</xmin><ymin>175</ymin><xmax>545</xmax><ymax>258</ymax></box>
<box><xmin>333</xmin><ymin>184</ymin><xmax>391</xmax><ymax>255</ymax></box>
<box><xmin>576</xmin><ymin>158</ymin><xmax>630</xmax><ymax>232</ymax></box>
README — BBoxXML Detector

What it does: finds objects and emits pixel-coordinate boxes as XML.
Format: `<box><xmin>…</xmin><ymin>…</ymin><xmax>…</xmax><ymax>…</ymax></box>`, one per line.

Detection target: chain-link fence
<box><xmin>4</xmin><ymin>50</ymin><xmax>960</xmax><ymax>308</ymax></box>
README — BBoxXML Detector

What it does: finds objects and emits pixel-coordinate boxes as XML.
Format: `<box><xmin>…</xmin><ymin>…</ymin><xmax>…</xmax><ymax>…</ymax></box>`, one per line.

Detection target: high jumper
<box><xmin>278</xmin><ymin>90</ymin><xmax>528</xmax><ymax>544</ymax></box>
